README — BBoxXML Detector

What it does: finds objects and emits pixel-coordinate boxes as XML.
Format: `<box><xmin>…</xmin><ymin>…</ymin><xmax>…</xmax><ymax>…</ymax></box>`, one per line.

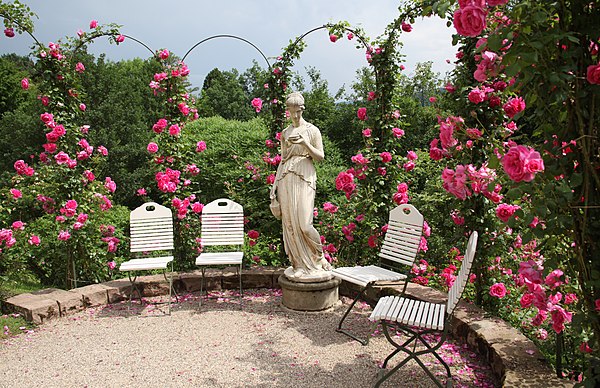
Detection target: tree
<box><xmin>197</xmin><ymin>68</ymin><xmax>254</xmax><ymax>120</ymax></box>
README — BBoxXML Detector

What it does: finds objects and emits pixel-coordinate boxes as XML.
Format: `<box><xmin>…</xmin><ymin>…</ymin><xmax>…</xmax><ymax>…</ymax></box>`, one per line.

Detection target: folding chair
<box><xmin>332</xmin><ymin>204</ymin><xmax>424</xmax><ymax>345</ymax></box>
<box><xmin>119</xmin><ymin>202</ymin><xmax>178</xmax><ymax>315</ymax></box>
<box><xmin>369</xmin><ymin>231</ymin><xmax>478</xmax><ymax>388</ymax></box>
<box><xmin>195</xmin><ymin>198</ymin><xmax>244</xmax><ymax>306</ymax></box>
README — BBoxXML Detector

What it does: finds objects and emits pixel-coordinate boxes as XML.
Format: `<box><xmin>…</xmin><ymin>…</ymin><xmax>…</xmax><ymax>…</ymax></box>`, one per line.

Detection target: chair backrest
<box><xmin>446</xmin><ymin>231</ymin><xmax>478</xmax><ymax>315</ymax></box>
<box><xmin>130</xmin><ymin>202</ymin><xmax>174</xmax><ymax>254</ymax></box>
<box><xmin>378</xmin><ymin>204</ymin><xmax>424</xmax><ymax>268</ymax></box>
<box><xmin>201</xmin><ymin>198</ymin><xmax>244</xmax><ymax>247</ymax></box>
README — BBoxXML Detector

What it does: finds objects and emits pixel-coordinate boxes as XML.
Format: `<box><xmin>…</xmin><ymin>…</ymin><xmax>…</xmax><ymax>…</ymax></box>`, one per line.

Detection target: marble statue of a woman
<box><xmin>270</xmin><ymin>92</ymin><xmax>332</xmax><ymax>282</ymax></box>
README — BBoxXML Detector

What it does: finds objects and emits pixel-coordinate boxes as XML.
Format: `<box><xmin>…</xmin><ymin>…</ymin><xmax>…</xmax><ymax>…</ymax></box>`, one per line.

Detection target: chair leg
<box><xmin>127</xmin><ymin>272</ymin><xmax>143</xmax><ymax>312</ymax></box>
<box><xmin>238</xmin><ymin>264</ymin><xmax>243</xmax><ymax>308</ymax></box>
<box><xmin>376</xmin><ymin>321</ymin><xmax>449</xmax><ymax>388</ymax></box>
<box><xmin>199</xmin><ymin>267</ymin><xmax>206</xmax><ymax>308</ymax></box>
<box><xmin>336</xmin><ymin>285</ymin><xmax>372</xmax><ymax>345</ymax></box>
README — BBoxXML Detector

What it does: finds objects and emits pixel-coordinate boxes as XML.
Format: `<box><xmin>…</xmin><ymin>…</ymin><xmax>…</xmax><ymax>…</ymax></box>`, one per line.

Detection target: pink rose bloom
<box><xmin>266</xmin><ymin>174</ymin><xmax>275</xmax><ymax>185</ymax></box>
<box><xmin>468</xmin><ymin>87</ymin><xmax>487</xmax><ymax>104</ymax></box>
<box><xmin>495</xmin><ymin>203</ymin><xmax>520</xmax><ymax>222</ymax></box>
<box><xmin>357</xmin><ymin>107</ymin><xmax>367</xmax><ymax>121</ymax></box>
<box><xmin>107</xmin><ymin>261</ymin><xmax>117</xmax><ymax>270</ymax></box>
<box><xmin>58</xmin><ymin>230</ymin><xmax>71</xmax><ymax>241</ymax></box>
<box><xmin>380</xmin><ymin>152</ymin><xmax>392</xmax><ymax>163</ymax></box>
<box><xmin>503</xmin><ymin>97</ymin><xmax>526</xmax><ymax>118</ymax></box>
<box><xmin>136</xmin><ymin>188</ymin><xmax>147</xmax><ymax>196</ymax></box>
<box><xmin>54</xmin><ymin>151</ymin><xmax>70</xmax><ymax>165</ymax></box>
<box><xmin>580</xmin><ymin>342</ymin><xmax>593</xmax><ymax>354</ymax></box>
<box><xmin>531</xmin><ymin>310</ymin><xmax>547</xmax><ymax>327</ymax></box>
<box><xmin>362</xmin><ymin>128</ymin><xmax>372</xmax><ymax>137</ymax></box>
<box><xmin>12</xmin><ymin>221</ymin><xmax>25</xmax><ymax>230</ymax></box>
<box><xmin>98</xmin><ymin>146</ymin><xmax>108</xmax><ymax>156</ymax></box>
<box><xmin>28</xmin><ymin>235</ymin><xmax>41</xmax><ymax>246</ymax></box>
<box><xmin>169</xmin><ymin>124</ymin><xmax>181</xmax><ymax>136</ymax></box>
<box><xmin>75</xmin><ymin>62</ymin><xmax>85</xmax><ymax>73</ymax></box>
<box><xmin>147</xmin><ymin>142</ymin><xmax>159</xmax><ymax>153</ymax></box>
<box><xmin>367</xmin><ymin>91</ymin><xmax>376</xmax><ymax>101</ymax></box>
<box><xmin>104</xmin><ymin>177</ymin><xmax>117</xmax><ymax>193</ymax></box>
<box><xmin>21</xmin><ymin>78</ymin><xmax>29</xmax><ymax>89</ymax></box>
<box><xmin>544</xmin><ymin>269</ymin><xmax>564</xmax><ymax>289</ymax></box>
<box><xmin>115</xmin><ymin>34</ymin><xmax>125</xmax><ymax>43</ymax></box>
<box><xmin>401</xmin><ymin>22</ymin><xmax>412</xmax><ymax>32</ymax></box>
<box><xmin>377</xmin><ymin>167</ymin><xmax>387</xmax><ymax>176</ymax></box>
<box><xmin>79</xmin><ymin>103</ymin><xmax>86</xmax><ymax>111</ymax></box>
<box><xmin>196</xmin><ymin>141</ymin><xmax>207</xmax><ymax>152</ymax></box>
<box><xmin>403</xmin><ymin>162</ymin><xmax>415</xmax><ymax>172</ymax></box>
<box><xmin>191</xmin><ymin>202</ymin><xmax>204</xmax><ymax>214</ymax></box>
<box><xmin>453</xmin><ymin>5</ymin><xmax>487</xmax><ymax>37</ymax></box>
<box><xmin>251</xmin><ymin>97</ymin><xmax>263</xmax><ymax>113</ymax></box>
<box><xmin>550</xmin><ymin>307</ymin><xmax>572</xmax><ymax>333</ymax></box>
<box><xmin>323</xmin><ymin>202</ymin><xmax>339</xmax><ymax>214</ymax></box>
<box><xmin>247</xmin><ymin>230</ymin><xmax>260</xmax><ymax>240</ymax></box>
<box><xmin>159</xmin><ymin>49</ymin><xmax>170</xmax><ymax>60</ymax></box>
<box><xmin>407</xmin><ymin>151</ymin><xmax>418</xmax><ymax>161</ymax></box>
<box><xmin>520</xmin><ymin>293</ymin><xmax>534</xmax><ymax>308</ymax></box>
<box><xmin>586</xmin><ymin>63</ymin><xmax>600</xmax><ymax>85</ymax></box>
<box><xmin>451</xmin><ymin>210</ymin><xmax>465</xmax><ymax>225</ymax></box>
<box><xmin>502</xmin><ymin>145</ymin><xmax>544</xmax><ymax>182</ymax></box>
<box><xmin>392</xmin><ymin>127</ymin><xmax>404</xmax><ymax>138</ymax></box>
<box><xmin>89</xmin><ymin>20</ymin><xmax>98</xmax><ymax>29</ymax></box>
<box><xmin>329</xmin><ymin>34</ymin><xmax>338</xmax><ymax>43</ymax></box>
<box><xmin>489</xmin><ymin>283</ymin><xmax>507</xmax><ymax>298</ymax></box>
<box><xmin>4</xmin><ymin>27</ymin><xmax>15</xmax><ymax>37</ymax></box>
<box><xmin>351</xmin><ymin>153</ymin><xmax>369</xmax><ymax>165</ymax></box>
<box><xmin>10</xmin><ymin>188</ymin><xmax>22</xmax><ymax>199</ymax></box>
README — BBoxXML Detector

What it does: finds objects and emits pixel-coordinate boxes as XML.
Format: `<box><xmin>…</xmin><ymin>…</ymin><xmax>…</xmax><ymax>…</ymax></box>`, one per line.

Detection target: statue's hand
<box><xmin>289</xmin><ymin>134</ymin><xmax>305</xmax><ymax>145</ymax></box>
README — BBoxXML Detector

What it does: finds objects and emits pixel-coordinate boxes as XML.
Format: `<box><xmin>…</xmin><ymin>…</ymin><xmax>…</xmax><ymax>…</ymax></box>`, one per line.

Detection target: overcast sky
<box><xmin>1</xmin><ymin>0</ymin><xmax>458</xmax><ymax>93</ymax></box>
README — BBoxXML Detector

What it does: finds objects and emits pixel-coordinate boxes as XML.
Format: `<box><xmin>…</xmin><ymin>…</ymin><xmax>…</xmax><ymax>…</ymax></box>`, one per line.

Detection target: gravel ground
<box><xmin>0</xmin><ymin>289</ymin><xmax>495</xmax><ymax>388</ymax></box>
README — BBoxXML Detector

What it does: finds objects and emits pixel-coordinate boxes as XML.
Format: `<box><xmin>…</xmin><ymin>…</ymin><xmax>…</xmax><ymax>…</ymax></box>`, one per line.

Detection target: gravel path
<box><xmin>0</xmin><ymin>289</ymin><xmax>495</xmax><ymax>388</ymax></box>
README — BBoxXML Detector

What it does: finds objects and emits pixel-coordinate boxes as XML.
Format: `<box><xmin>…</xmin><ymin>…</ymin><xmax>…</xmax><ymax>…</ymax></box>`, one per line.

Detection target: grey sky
<box><xmin>1</xmin><ymin>0</ymin><xmax>457</xmax><ymax>93</ymax></box>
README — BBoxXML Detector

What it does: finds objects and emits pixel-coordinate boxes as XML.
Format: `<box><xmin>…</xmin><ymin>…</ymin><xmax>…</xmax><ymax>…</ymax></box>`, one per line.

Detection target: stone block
<box><xmin>76</xmin><ymin>284</ymin><xmax>112</xmax><ymax>306</ymax></box>
<box><xmin>221</xmin><ymin>267</ymin><xmax>242</xmax><ymax>290</ymax></box>
<box><xmin>242</xmin><ymin>271</ymin><xmax>274</xmax><ymax>289</ymax></box>
<box><xmin>179</xmin><ymin>271</ymin><xmax>203</xmax><ymax>292</ymax></box>
<box><xmin>103</xmin><ymin>279</ymin><xmax>133</xmax><ymax>303</ymax></box>
<box><xmin>4</xmin><ymin>293</ymin><xmax>60</xmax><ymax>324</ymax></box>
<box><xmin>51</xmin><ymin>290</ymin><xmax>84</xmax><ymax>317</ymax></box>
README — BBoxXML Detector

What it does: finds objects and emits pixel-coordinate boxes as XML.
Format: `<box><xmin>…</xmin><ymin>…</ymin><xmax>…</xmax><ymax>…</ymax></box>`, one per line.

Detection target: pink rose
<box><xmin>545</xmin><ymin>269</ymin><xmax>564</xmax><ymax>289</ymax></box>
<box><xmin>392</xmin><ymin>127</ymin><xmax>405</xmax><ymax>138</ymax></box>
<box><xmin>503</xmin><ymin>97</ymin><xmax>526</xmax><ymax>118</ymax></box>
<box><xmin>169</xmin><ymin>124</ymin><xmax>181</xmax><ymax>136</ymax></box>
<box><xmin>468</xmin><ymin>87</ymin><xmax>486</xmax><ymax>104</ymax></box>
<box><xmin>357</xmin><ymin>107</ymin><xmax>367</xmax><ymax>121</ymax></box>
<box><xmin>10</xmin><ymin>188</ymin><xmax>22</xmax><ymax>199</ymax></box>
<box><xmin>251</xmin><ymin>97</ymin><xmax>263</xmax><ymax>113</ymax></box>
<box><xmin>550</xmin><ymin>307</ymin><xmax>572</xmax><ymax>333</ymax></box>
<box><xmin>401</xmin><ymin>22</ymin><xmax>412</xmax><ymax>32</ymax></box>
<box><xmin>58</xmin><ymin>230</ymin><xmax>71</xmax><ymax>241</ymax></box>
<box><xmin>116</xmin><ymin>34</ymin><xmax>125</xmax><ymax>43</ymax></box>
<box><xmin>89</xmin><ymin>20</ymin><xmax>98</xmax><ymax>29</ymax></box>
<box><xmin>147</xmin><ymin>142</ymin><xmax>159</xmax><ymax>153</ymax></box>
<box><xmin>21</xmin><ymin>78</ymin><xmax>29</xmax><ymax>89</ymax></box>
<box><xmin>520</xmin><ymin>293</ymin><xmax>534</xmax><ymax>308</ymax></box>
<box><xmin>329</xmin><ymin>34</ymin><xmax>338</xmax><ymax>42</ymax></box>
<box><xmin>362</xmin><ymin>128</ymin><xmax>372</xmax><ymax>137</ymax></box>
<box><xmin>502</xmin><ymin>145</ymin><xmax>544</xmax><ymax>182</ymax></box>
<box><xmin>453</xmin><ymin>5</ymin><xmax>487</xmax><ymax>37</ymax></box>
<box><xmin>580</xmin><ymin>342</ymin><xmax>593</xmax><ymax>354</ymax></box>
<box><xmin>196</xmin><ymin>141</ymin><xmax>207</xmax><ymax>152</ymax></box>
<box><xmin>159</xmin><ymin>49</ymin><xmax>170</xmax><ymax>60</ymax></box>
<box><xmin>28</xmin><ymin>235</ymin><xmax>41</xmax><ymax>246</ymax></box>
<box><xmin>489</xmin><ymin>282</ymin><xmax>507</xmax><ymax>298</ymax></box>
<box><xmin>586</xmin><ymin>63</ymin><xmax>600</xmax><ymax>85</ymax></box>
<box><xmin>4</xmin><ymin>27</ymin><xmax>15</xmax><ymax>37</ymax></box>
<box><xmin>75</xmin><ymin>62</ymin><xmax>85</xmax><ymax>73</ymax></box>
<box><xmin>266</xmin><ymin>174</ymin><xmax>275</xmax><ymax>185</ymax></box>
<box><xmin>407</xmin><ymin>151</ymin><xmax>418</xmax><ymax>161</ymax></box>
<box><xmin>495</xmin><ymin>203</ymin><xmax>520</xmax><ymax>222</ymax></box>
<box><xmin>247</xmin><ymin>230</ymin><xmax>260</xmax><ymax>240</ymax></box>
<box><xmin>107</xmin><ymin>261</ymin><xmax>117</xmax><ymax>270</ymax></box>
<box><xmin>380</xmin><ymin>152</ymin><xmax>392</xmax><ymax>163</ymax></box>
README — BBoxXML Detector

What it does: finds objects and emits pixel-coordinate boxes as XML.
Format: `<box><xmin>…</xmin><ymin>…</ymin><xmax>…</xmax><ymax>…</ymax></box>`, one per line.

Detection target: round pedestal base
<box><xmin>278</xmin><ymin>274</ymin><xmax>341</xmax><ymax>311</ymax></box>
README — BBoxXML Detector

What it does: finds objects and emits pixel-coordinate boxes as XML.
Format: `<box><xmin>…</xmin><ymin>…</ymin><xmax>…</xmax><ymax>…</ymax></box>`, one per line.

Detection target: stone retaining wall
<box><xmin>2</xmin><ymin>267</ymin><xmax>573</xmax><ymax>387</ymax></box>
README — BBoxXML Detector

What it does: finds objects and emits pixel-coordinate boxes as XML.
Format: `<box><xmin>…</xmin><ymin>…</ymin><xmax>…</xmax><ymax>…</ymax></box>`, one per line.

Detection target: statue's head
<box><xmin>285</xmin><ymin>92</ymin><xmax>305</xmax><ymax>109</ymax></box>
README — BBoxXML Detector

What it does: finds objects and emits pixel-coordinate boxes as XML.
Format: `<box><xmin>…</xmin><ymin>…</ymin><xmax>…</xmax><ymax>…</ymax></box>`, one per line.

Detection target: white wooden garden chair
<box><xmin>369</xmin><ymin>231</ymin><xmax>478</xmax><ymax>388</ymax></box>
<box><xmin>119</xmin><ymin>202</ymin><xmax>178</xmax><ymax>315</ymax></box>
<box><xmin>195</xmin><ymin>198</ymin><xmax>244</xmax><ymax>305</ymax></box>
<box><xmin>332</xmin><ymin>204</ymin><xmax>424</xmax><ymax>345</ymax></box>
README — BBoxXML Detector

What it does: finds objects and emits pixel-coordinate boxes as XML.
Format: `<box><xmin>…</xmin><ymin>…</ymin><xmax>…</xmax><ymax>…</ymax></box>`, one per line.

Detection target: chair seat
<box><xmin>332</xmin><ymin>265</ymin><xmax>407</xmax><ymax>287</ymax></box>
<box><xmin>369</xmin><ymin>295</ymin><xmax>446</xmax><ymax>331</ymax></box>
<box><xmin>120</xmin><ymin>256</ymin><xmax>174</xmax><ymax>271</ymax></box>
<box><xmin>196</xmin><ymin>251</ymin><xmax>243</xmax><ymax>266</ymax></box>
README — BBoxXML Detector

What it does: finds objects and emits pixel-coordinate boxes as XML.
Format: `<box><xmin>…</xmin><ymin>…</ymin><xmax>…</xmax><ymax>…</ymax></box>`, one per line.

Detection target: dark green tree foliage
<box><xmin>81</xmin><ymin>56</ymin><xmax>163</xmax><ymax>208</ymax></box>
<box><xmin>197</xmin><ymin>68</ymin><xmax>254</xmax><ymax>120</ymax></box>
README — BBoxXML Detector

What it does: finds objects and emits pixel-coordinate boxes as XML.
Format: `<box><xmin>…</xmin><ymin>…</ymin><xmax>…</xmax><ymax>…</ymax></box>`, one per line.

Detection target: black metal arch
<box><xmin>72</xmin><ymin>33</ymin><xmax>155</xmax><ymax>57</ymax></box>
<box><xmin>181</xmin><ymin>34</ymin><xmax>271</xmax><ymax>69</ymax></box>
<box><xmin>287</xmin><ymin>24</ymin><xmax>371</xmax><ymax>56</ymax></box>
<box><xmin>0</xmin><ymin>13</ymin><xmax>44</xmax><ymax>50</ymax></box>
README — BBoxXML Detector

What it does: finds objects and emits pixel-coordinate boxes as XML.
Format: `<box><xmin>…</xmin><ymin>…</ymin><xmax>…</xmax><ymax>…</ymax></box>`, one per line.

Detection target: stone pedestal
<box><xmin>278</xmin><ymin>274</ymin><xmax>341</xmax><ymax>311</ymax></box>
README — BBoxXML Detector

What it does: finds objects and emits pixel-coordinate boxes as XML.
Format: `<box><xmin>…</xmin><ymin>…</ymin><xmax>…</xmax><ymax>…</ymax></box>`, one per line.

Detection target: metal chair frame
<box><xmin>119</xmin><ymin>202</ymin><xmax>179</xmax><ymax>315</ymax></box>
<box><xmin>333</xmin><ymin>204</ymin><xmax>424</xmax><ymax>345</ymax></box>
<box><xmin>196</xmin><ymin>198</ymin><xmax>244</xmax><ymax>307</ymax></box>
<box><xmin>370</xmin><ymin>231</ymin><xmax>479</xmax><ymax>388</ymax></box>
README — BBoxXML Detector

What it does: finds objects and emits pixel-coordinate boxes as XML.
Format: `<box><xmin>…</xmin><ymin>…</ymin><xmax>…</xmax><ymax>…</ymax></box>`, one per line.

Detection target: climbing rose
<box><xmin>247</xmin><ymin>230</ymin><xmax>260</xmax><ymax>239</ymax></box>
<box><xmin>196</xmin><ymin>141</ymin><xmax>207</xmax><ymax>152</ymax></box>
<box><xmin>580</xmin><ymin>342</ymin><xmax>593</xmax><ymax>354</ymax></box>
<box><xmin>115</xmin><ymin>34</ymin><xmax>125</xmax><ymax>43</ymax></box>
<box><xmin>159</xmin><ymin>49</ymin><xmax>169</xmax><ymax>59</ymax></box>
<box><xmin>28</xmin><ymin>235</ymin><xmax>40</xmax><ymax>246</ymax></box>
<box><xmin>401</xmin><ymin>22</ymin><xmax>412</xmax><ymax>32</ymax></box>
<box><xmin>587</xmin><ymin>63</ymin><xmax>600</xmax><ymax>85</ymax></box>
<box><xmin>58</xmin><ymin>230</ymin><xmax>71</xmax><ymax>241</ymax></box>
<box><xmin>75</xmin><ymin>62</ymin><xmax>85</xmax><ymax>73</ymax></box>
<box><xmin>357</xmin><ymin>107</ymin><xmax>367</xmax><ymax>121</ymax></box>
<box><xmin>502</xmin><ymin>145</ymin><xmax>544</xmax><ymax>182</ymax></box>
<box><xmin>89</xmin><ymin>20</ymin><xmax>98</xmax><ymax>29</ymax></box>
<box><xmin>329</xmin><ymin>34</ymin><xmax>338</xmax><ymax>42</ymax></box>
<box><xmin>21</xmin><ymin>78</ymin><xmax>29</xmax><ymax>89</ymax></box>
<box><xmin>495</xmin><ymin>203</ymin><xmax>520</xmax><ymax>222</ymax></box>
<box><xmin>362</xmin><ymin>128</ymin><xmax>372</xmax><ymax>137</ymax></box>
<box><xmin>168</xmin><ymin>124</ymin><xmax>181</xmax><ymax>136</ymax></box>
<box><xmin>104</xmin><ymin>177</ymin><xmax>116</xmax><ymax>193</ymax></box>
<box><xmin>4</xmin><ymin>27</ymin><xmax>15</xmax><ymax>37</ymax></box>
<box><xmin>503</xmin><ymin>97</ymin><xmax>526</xmax><ymax>118</ymax></box>
<box><xmin>251</xmin><ymin>98</ymin><xmax>263</xmax><ymax>113</ymax></box>
<box><xmin>453</xmin><ymin>5</ymin><xmax>487</xmax><ymax>37</ymax></box>
<box><xmin>10</xmin><ymin>188</ymin><xmax>22</xmax><ymax>199</ymax></box>
<box><xmin>147</xmin><ymin>142</ymin><xmax>159</xmax><ymax>153</ymax></box>
<box><xmin>380</xmin><ymin>152</ymin><xmax>392</xmax><ymax>163</ymax></box>
<box><xmin>489</xmin><ymin>283</ymin><xmax>507</xmax><ymax>298</ymax></box>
